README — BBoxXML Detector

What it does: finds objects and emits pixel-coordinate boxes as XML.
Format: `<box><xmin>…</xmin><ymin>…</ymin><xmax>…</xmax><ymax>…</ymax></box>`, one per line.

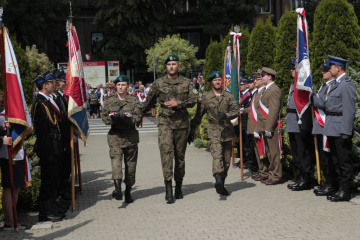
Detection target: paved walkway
<box><xmin>2</xmin><ymin>118</ymin><xmax>360</xmax><ymax>239</ymax></box>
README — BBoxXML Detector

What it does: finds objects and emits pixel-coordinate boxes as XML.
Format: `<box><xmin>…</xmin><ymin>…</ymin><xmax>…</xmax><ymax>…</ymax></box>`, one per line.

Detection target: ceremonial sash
<box><xmin>258</xmin><ymin>97</ymin><xmax>283</xmax><ymax>158</ymax></box>
<box><xmin>240</xmin><ymin>92</ymin><xmax>251</xmax><ymax>106</ymax></box>
<box><xmin>250</xmin><ymin>95</ymin><xmax>257</xmax><ymax>126</ymax></box>
<box><xmin>314</xmin><ymin>107</ymin><xmax>329</xmax><ymax>152</ymax></box>
<box><xmin>257</xmin><ymin>133</ymin><xmax>266</xmax><ymax>159</ymax></box>
<box><xmin>50</xmin><ymin>97</ymin><xmax>61</xmax><ymax>117</ymax></box>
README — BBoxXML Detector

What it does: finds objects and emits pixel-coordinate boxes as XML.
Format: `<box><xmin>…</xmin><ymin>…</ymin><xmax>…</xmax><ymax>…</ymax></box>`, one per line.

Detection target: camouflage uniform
<box><xmin>101</xmin><ymin>93</ymin><xmax>142</xmax><ymax>187</ymax></box>
<box><xmin>190</xmin><ymin>90</ymin><xmax>239</xmax><ymax>178</ymax></box>
<box><xmin>142</xmin><ymin>75</ymin><xmax>197</xmax><ymax>181</ymax></box>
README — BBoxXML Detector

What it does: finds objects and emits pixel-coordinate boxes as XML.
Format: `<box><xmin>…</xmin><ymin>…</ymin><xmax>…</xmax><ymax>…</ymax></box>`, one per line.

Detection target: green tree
<box><xmin>198</xmin><ymin>0</ymin><xmax>262</xmax><ymax>39</ymax></box>
<box><xmin>92</xmin><ymin>0</ymin><xmax>176</xmax><ymax>72</ymax></box>
<box><xmin>273</xmin><ymin>10</ymin><xmax>297</xmax><ymax>101</ymax></box>
<box><xmin>145</xmin><ymin>34</ymin><xmax>201</xmax><ymax>75</ymax></box>
<box><xmin>26</xmin><ymin>45</ymin><xmax>54</xmax><ymax>79</ymax></box>
<box><xmin>203</xmin><ymin>40</ymin><xmax>223</xmax><ymax>91</ymax></box>
<box><xmin>1</xmin><ymin>0</ymin><xmax>69</xmax><ymax>53</ymax></box>
<box><xmin>245</xmin><ymin>17</ymin><xmax>276</xmax><ymax>75</ymax></box>
<box><xmin>311</xmin><ymin>0</ymin><xmax>360</xmax><ymax>88</ymax></box>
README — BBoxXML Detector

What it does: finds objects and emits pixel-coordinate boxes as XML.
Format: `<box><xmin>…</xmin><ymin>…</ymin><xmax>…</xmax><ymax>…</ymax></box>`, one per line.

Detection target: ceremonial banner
<box><xmin>222</xmin><ymin>46</ymin><xmax>231</xmax><ymax>91</ymax></box>
<box><xmin>294</xmin><ymin>8</ymin><xmax>313</xmax><ymax>123</ymax></box>
<box><xmin>66</xmin><ymin>25</ymin><xmax>90</xmax><ymax>143</ymax></box>
<box><xmin>3</xmin><ymin>28</ymin><xmax>32</xmax><ymax>155</ymax></box>
<box><xmin>229</xmin><ymin>32</ymin><xmax>242</xmax><ymax>103</ymax></box>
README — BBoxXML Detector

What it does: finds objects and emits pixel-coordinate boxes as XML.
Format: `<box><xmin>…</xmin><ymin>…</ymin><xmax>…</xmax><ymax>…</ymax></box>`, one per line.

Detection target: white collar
<box><xmin>265</xmin><ymin>81</ymin><xmax>274</xmax><ymax>89</ymax></box>
<box><xmin>251</xmin><ymin>89</ymin><xmax>257</xmax><ymax>95</ymax></box>
<box><xmin>258</xmin><ymin>86</ymin><xmax>265</xmax><ymax>92</ymax></box>
<box><xmin>336</xmin><ymin>73</ymin><xmax>346</xmax><ymax>83</ymax></box>
<box><xmin>241</xmin><ymin>88</ymin><xmax>249</xmax><ymax>94</ymax></box>
<box><xmin>38</xmin><ymin>91</ymin><xmax>50</xmax><ymax>100</ymax></box>
<box><xmin>58</xmin><ymin>91</ymin><xmax>64</xmax><ymax>96</ymax></box>
<box><xmin>326</xmin><ymin>79</ymin><xmax>335</xmax><ymax>86</ymax></box>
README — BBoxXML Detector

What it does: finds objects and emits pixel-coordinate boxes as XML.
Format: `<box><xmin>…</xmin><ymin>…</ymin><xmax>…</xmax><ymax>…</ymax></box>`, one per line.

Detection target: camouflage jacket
<box><xmin>142</xmin><ymin>75</ymin><xmax>197</xmax><ymax>129</ymax></box>
<box><xmin>190</xmin><ymin>90</ymin><xmax>239</xmax><ymax>142</ymax></box>
<box><xmin>101</xmin><ymin>93</ymin><xmax>142</xmax><ymax>147</ymax></box>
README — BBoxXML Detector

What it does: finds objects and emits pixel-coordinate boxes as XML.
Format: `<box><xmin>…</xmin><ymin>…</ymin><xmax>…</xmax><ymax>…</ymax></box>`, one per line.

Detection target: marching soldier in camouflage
<box><xmin>141</xmin><ymin>54</ymin><xmax>197</xmax><ymax>203</ymax></box>
<box><xmin>189</xmin><ymin>71</ymin><xmax>239</xmax><ymax>195</ymax></box>
<box><xmin>101</xmin><ymin>75</ymin><xmax>142</xmax><ymax>204</ymax></box>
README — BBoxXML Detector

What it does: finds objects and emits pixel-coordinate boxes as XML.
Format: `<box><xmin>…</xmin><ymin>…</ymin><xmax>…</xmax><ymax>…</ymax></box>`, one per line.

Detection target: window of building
<box><xmin>182</xmin><ymin>0</ymin><xmax>198</xmax><ymax>12</ymax></box>
<box><xmin>181</xmin><ymin>32</ymin><xmax>200</xmax><ymax>48</ymax></box>
<box><xmin>291</xmin><ymin>0</ymin><xmax>300</xmax><ymax>11</ymax></box>
<box><xmin>261</xmin><ymin>0</ymin><xmax>271</xmax><ymax>13</ymax></box>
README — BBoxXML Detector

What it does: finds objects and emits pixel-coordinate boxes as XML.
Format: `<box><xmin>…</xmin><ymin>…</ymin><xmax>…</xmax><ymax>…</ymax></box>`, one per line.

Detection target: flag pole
<box><xmin>67</xmin><ymin>1</ymin><xmax>76</xmax><ymax>211</ymax></box>
<box><xmin>311</xmin><ymin>106</ymin><xmax>321</xmax><ymax>184</ymax></box>
<box><xmin>0</xmin><ymin>11</ymin><xmax>18</xmax><ymax>232</ymax></box>
<box><xmin>75</xmin><ymin>141</ymin><xmax>82</xmax><ymax>193</ymax></box>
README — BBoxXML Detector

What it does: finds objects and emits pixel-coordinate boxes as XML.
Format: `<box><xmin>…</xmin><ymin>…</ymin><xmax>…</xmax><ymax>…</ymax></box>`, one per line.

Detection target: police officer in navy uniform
<box><xmin>312</xmin><ymin>60</ymin><xmax>337</xmax><ymax>197</ymax></box>
<box><xmin>31</xmin><ymin>71</ymin><xmax>64</xmax><ymax>222</ymax></box>
<box><xmin>286</xmin><ymin>58</ymin><xmax>314</xmax><ymax>191</ymax></box>
<box><xmin>52</xmin><ymin>70</ymin><xmax>72</xmax><ymax>202</ymax></box>
<box><xmin>323</xmin><ymin>55</ymin><xmax>356</xmax><ymax>202</ymax></box>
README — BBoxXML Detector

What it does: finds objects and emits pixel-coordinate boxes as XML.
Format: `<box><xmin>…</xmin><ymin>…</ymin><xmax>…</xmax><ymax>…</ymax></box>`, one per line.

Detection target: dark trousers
<box><xmin>289</xmin><ymin>130</ymin><xmax>313</xmax><ymax>178</ymax></box>
<box><xmin>39</xmin><ymin>155</ymin><xmax>61</xmax><ymax>202</ymax></box>
<box><xmin>327</xmin><ymin>136</ymin><xmax>353</xmax><ymax>192</ymax></box>
<box><xmin>316</xmin><ymin>135</ymin><xmax>338</xmax><ymax>187</ymax></box>
<box><xmin>90</xmin><ymin>104</ymin><xmax>98</xmax><ymax>116</ymax></box>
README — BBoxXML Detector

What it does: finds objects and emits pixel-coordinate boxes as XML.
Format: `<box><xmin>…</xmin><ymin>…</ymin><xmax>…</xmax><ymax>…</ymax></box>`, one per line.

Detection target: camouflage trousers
<box><xmin>158</xmin><ymin>125</ymin><xmax>188</xmax><ymax>181</ymax></box>
<box><xmin>209</xmin><ymin>138</ymin><xmax>232</xmax><ymax>179</ymax></box>
<box><xmin>107</xmin><ymin>134</ymin><xmax>138</xmax><ymax>187</ymax></box>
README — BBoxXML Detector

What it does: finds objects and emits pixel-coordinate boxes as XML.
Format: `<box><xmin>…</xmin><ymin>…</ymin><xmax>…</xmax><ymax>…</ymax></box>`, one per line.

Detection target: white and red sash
<box><xmin>314</xmin><ymin>108</ymin><xmax>329</xmax><ymax>152</ymax></box>
<box><xmin>250</xmin><ymin>95</ymin><xmax>257</xmax><ymax>126</ymax></box>
<box><xmin>258</xmin><ymin>97</ymin><xmax>283</xmax><ymax>158</ymax></box>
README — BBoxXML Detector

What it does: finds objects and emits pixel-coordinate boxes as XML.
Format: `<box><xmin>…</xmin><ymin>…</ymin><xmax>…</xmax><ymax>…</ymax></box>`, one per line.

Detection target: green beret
<box><xmin>164</xmin><ymin>54</ymin><xmax>179</xmax><ymax>64</ymax></box>
<box><xmin>207</xmin><ymin>71</ymin><xmax>222</xmax><ymax>82</ymax></box>
<box><xmin>113</xmin><ymin>75</ymin><xmax>129</xmax><ymax>84</ymax></box>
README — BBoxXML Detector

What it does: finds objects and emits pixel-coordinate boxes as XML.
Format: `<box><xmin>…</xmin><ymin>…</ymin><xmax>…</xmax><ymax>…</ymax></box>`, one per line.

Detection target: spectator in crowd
<box><xmin>89</xmin><ymin>88</ymin><xmax>99</xmax><ymax>118</ymax></box>
<box><xmin>138</xmin><ymin>85</ymin><xmax>147</xmax><ymax>103</ymax></box>
<box><xmin>192</xmin><ymin>77</ymin><xmax>197</xmax><ymax>87</ymax></box>
<box><xmin>145</xmin><ymin>83</ymin><xmax>151</xmax><ymax>95</ymax></box>
<box><xmin>200</xmin><ymin>81</ymin><xmax>205</xmax><ymax>92</ymax></box>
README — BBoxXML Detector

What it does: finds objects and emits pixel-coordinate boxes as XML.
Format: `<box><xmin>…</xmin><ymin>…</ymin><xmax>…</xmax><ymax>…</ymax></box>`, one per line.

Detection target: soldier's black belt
<box><xmin>286</xmin><ymin>108</ymin><xmax>297</xmax><ymax>113</ymax></box>
<box><xmin>325</xmin><ymin>110</ymin><xmax>342</xmax><ymax>116</ymax></box>
<box><xmin>49</xmin><ymin>133</ymin><xmax>62</xmax><ymax>140</ymax></box>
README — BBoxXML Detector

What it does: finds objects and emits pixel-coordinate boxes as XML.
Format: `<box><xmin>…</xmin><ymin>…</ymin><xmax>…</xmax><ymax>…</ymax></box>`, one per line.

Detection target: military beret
<box><xmin>261</xmin><ymin>67</ymin><xmax>277</xmax><ymax>76</ymax></box>
<box><xmin>113</xmin><ymin>75</ymin><xmax>129</xmax><ymax>84</ymax></box>
<box><xmin>290</xmin><ymin>57</ymin><xmax>296</xmax><ymax>69</ymax></box>
<box><xmin>328</xmin><ymin>55</ymin><xmax>348</xmax><ymax>66</ymax></box>
<box><xmin>164</xmin><ymin>54</ymin><xmax>179</xmax><ymax>64</ymax></box>
<box><xmin>32</xmin><ymin>70</ymin><xmax>54</xmax><ymax>85</ymax></box>
<box><xmin>207</xmin><ymin>71</ymin><xmax>222</xmax><ymax>82</ymax></box>
<box><xmin>240</xmin><ymin>78</ymin><xmax>249</xmax><ymax>85</ymax></box>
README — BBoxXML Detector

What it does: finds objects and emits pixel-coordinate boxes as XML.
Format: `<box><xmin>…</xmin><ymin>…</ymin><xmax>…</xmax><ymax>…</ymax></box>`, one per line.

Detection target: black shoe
<box><xmin>175</xmin><ymin>180</ymin><xmax>183</xmax><ymax>199</ymax></box>
<box><xmin>125</xmin><ymin>186</ymin><xmax>134</xmax><ymax>203</ymax></box>
<box><xmin>314</xmin><ymin>184</ymin><xmax>336</xmax><ymax>196</ymax></box>
<box><xmin>38</xmin><ymin>201</ymin><xmax>64</xmax><ymax>222</ymax></box>
<box><xmin>329</xmin><ymin>190</ymin><xmax>351</xmax><ymax>202</ymax></box>
<box><xmin>214</xmin><ymin>174</ymin><xmax>224</xmax><ymax>194</ymax></box>
<box><xmin>112</xmin><ymin>179</ymin><xmax>123</xmax><ymax>200</ymax></box>
<box><xmin>221</xmin><ymin>178</ymin><xmax>230</xmax><ymax>196</ymax></box>
<box><xmin>291</xmin><ymin>178</ymin><xmax>312</xmax><ymax>191</ymax></box>
<box><xmin>287</xmin><ymin>181</ymin><xmax>299</xmax><ymax>189</ymax></box>
<box><xmin>164</xmin><ymin>180</ymin><xmax>175</xmax><ymax>204</ymax></box>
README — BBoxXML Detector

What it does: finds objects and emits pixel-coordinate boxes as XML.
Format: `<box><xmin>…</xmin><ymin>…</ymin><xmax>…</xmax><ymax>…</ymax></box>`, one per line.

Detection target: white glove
<box><xmin>239</xmin><ymin>107</ymin><xmax>244</xmax><ymax>114</ymax></box>
<box><xmin>265</xmin><ymin>131</ymin><xmax>272</xmax><ymax>137</ymax></box>
<box><xmin>254</xmin><ymin>132</ymin><xmax>260</xmax><ymax>139</ymax></box>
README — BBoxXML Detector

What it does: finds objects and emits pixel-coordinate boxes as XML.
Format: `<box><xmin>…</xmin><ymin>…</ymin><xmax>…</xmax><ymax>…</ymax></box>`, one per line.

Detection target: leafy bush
<box><xmin>193</xmin><ymin>138</ymin><xmax>204</xmax><ymax>148</ymax></box>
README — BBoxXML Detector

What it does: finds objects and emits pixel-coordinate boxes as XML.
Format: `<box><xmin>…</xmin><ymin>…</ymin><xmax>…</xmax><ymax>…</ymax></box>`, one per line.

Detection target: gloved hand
<box><xmin>239</xmin><ymin>107</ymin><xmax>244</xmax><ymax>114</ymax></box>
<box><xmin>187</xmin><ymin>132</ymin><xmax>195</xmax><ymax>145</ymax></box>
<box><xmin>265</xmin><ymin>131</ymin><xmax>272</xmax><ymax>138</ymax></box>
<box><xmin>216</xmin><ymin>112</ymin><xmax>227</xmax><ymax>121</ymax></box>
<box><xmin>254</xmin><ymin>132</ymin><xmax>260</xmax><ymax>139</ymax></box>
<box><xmin>341</xmin><ymin>134</ymin><xmax>351</xmax><ymax>146</ymax></box>
<box><xmin>111</xmin><ymin>113</ymin><xmax>126</xmax><ymax>121</ymax></box>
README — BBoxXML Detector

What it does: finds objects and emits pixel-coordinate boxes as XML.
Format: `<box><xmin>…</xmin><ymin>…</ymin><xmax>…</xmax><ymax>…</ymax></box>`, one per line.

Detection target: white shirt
<box><xmin>265</xmin><ymin>81</ymin><xmax>275</xmax><ymax>89</ymax></box>
<box><xmin>336</xmin><ymin>73</ymin><xmax>346</xmax><ymax>83</ymax></box>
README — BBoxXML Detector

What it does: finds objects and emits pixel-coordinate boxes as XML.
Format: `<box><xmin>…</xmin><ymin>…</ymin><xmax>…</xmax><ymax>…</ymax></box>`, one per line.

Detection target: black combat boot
<box><xmin>112</xmin><ymin>180</ymin><xmax>123</xmax><ymax>200</ymax></box>
<box><xmin>164</xmin><ymin>180</ymin><xmax>175</xmax><ymax>204</ymax></box>
<box><xmin>38</xmin><ymin>200</ymin><xmax>64</xmax><ymax>222</ymax></box>
<box><xmin>125</xmin><ymin>185</ymin><xmax>134</xmax><ymax>203</ymax></box>
<box><xmin>291</xmin><ymin>175</ymin><xmax>312</xmax><ymax>191</ymax></box>
<box><xmin>175</xmin><ymin>180</ymin><xmax>183</xmax><ymax>199</ymax></box>
<box><xmin>314</xmin><ymin>183</ymin><xmax>337</xmax><ymax>196</ymax></box>
<box><xmin>214</xmin><ymin>174</ymin><xmax>224</xmax><ymax>194</ymax></box>
<box><xmin>221</xmin><ymin>178</ymin><xmax>230</xmax><ymax>196</ymax></box>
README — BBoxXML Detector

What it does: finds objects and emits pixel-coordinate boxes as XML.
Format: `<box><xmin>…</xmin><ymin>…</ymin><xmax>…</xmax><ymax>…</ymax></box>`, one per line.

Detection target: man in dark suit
<box><xmin>286</xmin><ymin>58</ymin><xmax>314</xmax><ymax>191</ymax></box>
<box><xmin>254</xmin><ymin>67</ymin><xmax>283</xmax><ymax>185</ymax></box>
<box><xmin>322</xmin><ymin>55</ymin><xmax>356</xmax><ymax>202</ymax></box>
<box><xmin>31</xmin><ymin>71</ymin><xmax>64</xmax><ymax>222</ymax></box>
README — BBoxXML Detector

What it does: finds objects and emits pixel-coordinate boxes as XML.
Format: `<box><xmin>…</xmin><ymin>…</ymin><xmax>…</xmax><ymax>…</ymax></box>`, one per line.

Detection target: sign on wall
<box><xmin>108</xmin><ymin>61</ymin><xmax>120</xmax><ymax>82</ymax></box>
<box><xmin>83</xmin><ymin>61</ymin><xmax>106</xmax><ymax>87</ymax></box>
